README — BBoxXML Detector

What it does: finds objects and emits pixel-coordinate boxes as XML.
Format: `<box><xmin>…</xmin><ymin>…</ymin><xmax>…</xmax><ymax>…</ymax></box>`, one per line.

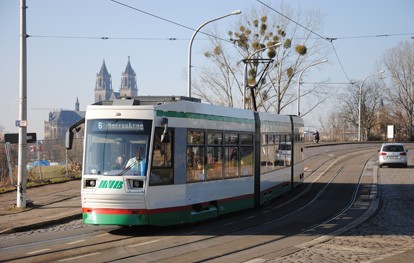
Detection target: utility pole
<box><xmin>17</xmin><ymin>0</ymin><xmax>28</xmax><ymax>208</ymax></box>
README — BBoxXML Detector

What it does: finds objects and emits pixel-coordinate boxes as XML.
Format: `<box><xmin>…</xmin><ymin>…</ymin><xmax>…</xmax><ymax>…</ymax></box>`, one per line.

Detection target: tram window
<box><xmin>275</xmin><ymin>135</ymin><xmax>292</xmax><ymax>167</ymax></box>
<box><xmin>240</xmin><ymin>134</ymin><xmax>253</xmax><ymax>145</ymax></box>
<box><xmin>206</xmin><ymin>146</ymin><xmax>223</xmax><ymax>180</ymax></box>
<box><xmin>260</xmin><ymin>145</ymin><xmax>272</xmax><ymax>173</ymax></box>
<box><xmin>240</xmin><ymin>146</ymin><xmax>253</xmax><ymax>176</ymax></box>
<box><xmin>286</xmin><ymin>134</ymin><xmax>291</xmax><ymax>142</ymax></box>
<box><xmin>186</xmin><ymin>146</ymin><xmax>205</xmax><ymax>182</ymax></box>
<box><xmin>275</xmin><ymin>134</ymin><xmax>281</xmax><ymax>143</ymax></box>
<box><xmin>149</xmin><ymin>128</ymin><xmax>174</xmax><ymax>186</ymax></box>
<box><xmin>188</xmin><ymin>130</ymin><xmax>205</xmax><ymax>144</ymax></box>
<box><xmin>224</xmin><ymin>146</ymin><xmax>239</xmax><ymax>178</ymax></box>
<box><xmin>225</xmin><ymin>133</ymin><xmax>238</xmax><ymax>144</ymax></box>
<box><xmin>262</xmin><ymin>134</ymin><xmax>268</xmax><ymax>145</ymax></box>
<box><xmin>208</xmin><ymin>132</ymin><xmax>223</xmax><ymax>145</ymax></box>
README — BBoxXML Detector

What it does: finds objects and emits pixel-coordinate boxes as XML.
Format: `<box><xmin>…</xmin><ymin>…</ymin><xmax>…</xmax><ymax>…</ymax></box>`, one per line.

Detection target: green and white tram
<box><xmin>66</xmin><ymin>96</ymin><xmax>304</xmax><ymax>226</ymax></box>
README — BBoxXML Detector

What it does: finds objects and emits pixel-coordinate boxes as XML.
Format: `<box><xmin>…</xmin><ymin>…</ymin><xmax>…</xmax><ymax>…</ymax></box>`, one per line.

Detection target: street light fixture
<box><xmin>358</xmin><ymin>70</ymin><xmax>385</xmax><ymax>141</ymax></box>
<box><xmin>297</xmin><ymin>59</ymin><xmax>328</xmax><ymax>116</ymax></box>
<box><xmin>187</xmin><ymin>10</ymin><xmax>242</xmax><ymax>97</ymax></box>
<box><xmin>241</xmin><ymin>43</ymin><xmax>281</xmax><ymax>109</ymax></box>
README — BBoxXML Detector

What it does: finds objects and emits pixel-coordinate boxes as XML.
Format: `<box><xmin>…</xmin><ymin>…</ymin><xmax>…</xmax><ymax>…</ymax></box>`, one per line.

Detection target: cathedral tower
<box><xmin>119</xmin><ymin>56</ymin><xmax>138</xmax><ymax>97</ymax></box>
<box><xmin>95</xmin><ymin>60</ymin><xmax>113</xmax><ymax>102</ymax></box>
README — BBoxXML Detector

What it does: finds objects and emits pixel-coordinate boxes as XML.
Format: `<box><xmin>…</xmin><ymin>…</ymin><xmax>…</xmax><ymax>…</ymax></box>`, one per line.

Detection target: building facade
<box><xmin>44</xmin><ymin>97</ymin><xmax>85</xmax><ymax>140</ymax></box>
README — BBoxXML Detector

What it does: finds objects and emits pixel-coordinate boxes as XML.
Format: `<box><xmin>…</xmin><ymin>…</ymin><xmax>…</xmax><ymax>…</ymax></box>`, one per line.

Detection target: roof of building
<box><xmin>48</xmin><ymin>109</ymin><xmax>85</xmax><ymax>125</ymax></box>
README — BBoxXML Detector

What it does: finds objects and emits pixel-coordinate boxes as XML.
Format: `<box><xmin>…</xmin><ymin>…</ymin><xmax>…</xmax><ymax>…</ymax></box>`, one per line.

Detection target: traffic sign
<box><xmin>15</xmin><ymin>120</ymin><xmax>28</xmax><ymax>127</ymax></box>
<box><xmin>4</xmin><ymin>133</ymin><xmax>37</xmax><ymax>144</ymax></box>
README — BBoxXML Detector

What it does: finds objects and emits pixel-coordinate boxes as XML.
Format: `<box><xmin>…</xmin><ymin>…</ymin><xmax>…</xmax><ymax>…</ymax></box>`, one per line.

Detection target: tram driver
<box><xmin>112</xmin><ymin>155</ymin><xmax>125</xmax><ymax>170</ymax></box>
<box><xmin>126</xmin><ymin>146</ymin><xmax>146</xmax><ymax>175</ymax></box>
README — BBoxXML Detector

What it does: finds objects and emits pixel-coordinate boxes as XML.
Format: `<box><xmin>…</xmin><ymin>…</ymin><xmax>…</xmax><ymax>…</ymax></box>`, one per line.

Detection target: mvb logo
<box><xmin>98</xmin><ymin>180</ymin><xmax>123</xmax><ymax>189</ymax></box>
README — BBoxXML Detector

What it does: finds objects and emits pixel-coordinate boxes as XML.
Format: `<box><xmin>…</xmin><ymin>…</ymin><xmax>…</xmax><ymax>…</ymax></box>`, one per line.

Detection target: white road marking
<box><xmin>128</xmin><ymin>239</ymin><xmax>163</xmax><ymax>248</ymax></box>
<box><xmin>66</xmin><ymin>239</ymin><xmax>85</xmax><ymax>245</ymax></box>
<box><xmin>243</xmin><ymin>258</ymin><xmax>267</xmax><ymax>263</ymax></box>
<box><xmin>27</xmin><ymin>248</ymin><xmax>51</xmax><ymax>255</ymax></box>
<box><xmin>96</xmin><ymin>233</ymin><xmax>110</xmax><ymax>238</ymax></box>
<box><xmin>58</xmin><ymin>252</ymin><xmax>100</xmax><ymax>262</ymax></box>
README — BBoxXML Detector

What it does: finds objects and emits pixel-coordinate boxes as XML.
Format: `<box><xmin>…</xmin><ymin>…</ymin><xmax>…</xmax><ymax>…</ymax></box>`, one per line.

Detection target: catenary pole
<box><xmin>17</xmin><ymin>0</ymin><xmax>28</xmax><ymax>208</ymax></box>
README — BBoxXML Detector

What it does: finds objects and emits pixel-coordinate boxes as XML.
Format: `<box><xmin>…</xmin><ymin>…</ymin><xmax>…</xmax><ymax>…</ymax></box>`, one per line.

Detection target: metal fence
<box><xmin>0</xmin><ymin>137</ymin><xmax>83</xmax><ymax>187</ymax></box>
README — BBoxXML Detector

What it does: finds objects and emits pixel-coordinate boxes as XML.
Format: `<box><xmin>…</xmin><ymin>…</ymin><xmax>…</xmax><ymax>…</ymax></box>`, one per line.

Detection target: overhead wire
<box><xmin>335</xmin><ymin>32</ymin><xmax>414</xmax><ymax>40</ymax></box>
<box><xmin>26</xmin><ymin>35</ymin><xmax>186</xmax><ymax>41</ymax></box>
<box><xmin>109</xmin><ymin>0</ymin><xmax>234</xmax><ymax>44</ymax></box>
<box><xmin>256</xmin><ymin>0</ymin><xmax>329</xmax><ymax>41</ymax></box>
<box><xmin>256</xmin><ymin>0</ymin><xmax>353</xmax><ymax>83</ymax></box>
<box><xmin>329</xmin><ymin>41</ymin><xmax>352</xmax><ymax>83</ymax></box>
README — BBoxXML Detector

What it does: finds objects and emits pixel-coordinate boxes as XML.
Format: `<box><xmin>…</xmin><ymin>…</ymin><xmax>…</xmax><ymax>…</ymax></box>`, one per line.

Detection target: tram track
<box><xmin>0</xmin><ymin>146</ymin><xmax>380</xmax><ymax>263</ymax></box>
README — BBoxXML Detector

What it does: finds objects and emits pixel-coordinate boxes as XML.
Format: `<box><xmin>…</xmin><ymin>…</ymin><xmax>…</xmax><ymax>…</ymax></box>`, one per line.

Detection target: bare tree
<box><xmin>339</xmin><ymin>80</ymin><xmax>384</xmax><ymax>141</ymax></box>
<box><xmin>192</xmin><ymin>4</ymin><xmax>329</xmax><ymax>114</ymax></box>
<box><xmin>382</xmin><ymin>41</ymin><xmax>414</xmax><ymax>140</ymax></box>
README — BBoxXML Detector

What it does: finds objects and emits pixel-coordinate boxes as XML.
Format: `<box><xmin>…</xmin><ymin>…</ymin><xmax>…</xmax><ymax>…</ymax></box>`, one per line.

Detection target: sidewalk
<box><xmin>0</xmin><ymin>180</ymin><xmax>81</xmax><ymax>234</ymax></box>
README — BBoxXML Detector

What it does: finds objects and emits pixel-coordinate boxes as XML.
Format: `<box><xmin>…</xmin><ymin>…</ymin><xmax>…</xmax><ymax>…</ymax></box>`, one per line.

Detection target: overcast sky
<box><xmin>1</xmin><ymin>0</ymin><xmax>413</xmax><ymax>139</ymax></box>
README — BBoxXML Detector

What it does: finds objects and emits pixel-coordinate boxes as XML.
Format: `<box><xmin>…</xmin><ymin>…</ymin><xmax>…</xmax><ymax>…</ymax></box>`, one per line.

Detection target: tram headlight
<box><xmin>85</xmin><ymin>179</ymin><xmax>96</xmax><ymax>188</ymax></box>
<box><xmin>131</xmin><ymin>180</ymin><xmax>143</xmax><ymax>188</ymax></box>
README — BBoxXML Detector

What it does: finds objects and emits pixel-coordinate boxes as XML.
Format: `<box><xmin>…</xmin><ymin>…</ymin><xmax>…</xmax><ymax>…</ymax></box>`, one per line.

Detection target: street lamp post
<box><xmin>187</xmin><ymin>10</ymin><xmax>242</xmax><ymax>97</ymax></box>
<box><xmin>297</xmin><ymin>59</ymin><xmax>328</xmax><ymax>116</ymax></box>
<box><xmin>242</xmin><ymin>43</ymin><xmax>281</xmax><ymax>109</ymax></box>
<box><xmin>358</xmin><ymin>70</ymin><xmax>385</xmax><ymax>141</ymax></box>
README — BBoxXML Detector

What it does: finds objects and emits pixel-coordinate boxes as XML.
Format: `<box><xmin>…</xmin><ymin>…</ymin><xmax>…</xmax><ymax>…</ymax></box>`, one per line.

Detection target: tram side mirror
<box><xmin>66</xmin><ymin>118</ymin><xmax>85</xmax><ymax>150</ymax></box>
<box><xmin>65</xmin><ymin>130</ymin><xmax>74</xmax><ymax>150</ymax></box>
<box><xmin>160</xmin><ymin>118</ymin><xmax>170</xmax><ymax>143</ymax></box>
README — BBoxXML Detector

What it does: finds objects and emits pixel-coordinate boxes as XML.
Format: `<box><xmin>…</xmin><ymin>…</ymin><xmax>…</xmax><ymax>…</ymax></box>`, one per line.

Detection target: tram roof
<box><xmin>93</xmin><ymin>96</ymin><xmax>201</xmax><ymax>106</ymax></box>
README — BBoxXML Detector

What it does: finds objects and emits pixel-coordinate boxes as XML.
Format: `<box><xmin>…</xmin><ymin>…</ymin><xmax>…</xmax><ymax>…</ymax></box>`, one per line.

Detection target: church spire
<box><xmin>75</xmin><ymin>96</ymin><xmax>79</xmax><ymax>111</ymax></box>
<box><xmin>119</xmin><ymin>56</ymin><xmax>138</xmax><ymax>97</ymax></box>
<box><xmin>95</xmin><ymin>59</ymin><xmax>113</xmax><ymax>102</ymax></box>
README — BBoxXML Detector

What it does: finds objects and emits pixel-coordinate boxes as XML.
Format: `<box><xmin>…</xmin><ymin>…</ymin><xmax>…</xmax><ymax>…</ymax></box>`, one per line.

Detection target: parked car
<box><xmin>378</xmin><ymin>143</ymin><xmax>408</xmax><ymax>168</ymax></box>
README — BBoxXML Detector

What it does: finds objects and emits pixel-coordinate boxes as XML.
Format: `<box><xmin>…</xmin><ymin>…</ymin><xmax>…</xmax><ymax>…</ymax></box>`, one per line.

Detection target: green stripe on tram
<box><xmin>83</xmin><ymin>213</ymin><xmax>150</xmax><ymax>226</ymax></box>
<box><xmin>156</xmin><ymin>110</ymin><xmax>254</xmax><ymax>124</ymax></box>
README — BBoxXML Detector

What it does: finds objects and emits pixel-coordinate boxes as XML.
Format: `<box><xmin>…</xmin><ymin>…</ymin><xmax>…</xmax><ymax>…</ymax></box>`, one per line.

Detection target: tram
<box><xmin>66</xmin><ymin>96</ymin><xmax>305</xmax><ymax>226</ymax></box>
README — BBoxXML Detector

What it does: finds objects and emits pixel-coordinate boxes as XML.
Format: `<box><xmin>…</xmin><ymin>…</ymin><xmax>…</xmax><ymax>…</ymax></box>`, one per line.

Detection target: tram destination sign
<box><xmin>4</xmin><ymin>133</ymin><xmax>37</xmax><ymax>144</ymax></box>
<box><xmin>92</xmin><ymin>120</ymin><xmax>145</xmax><ymax>132</ymax></box>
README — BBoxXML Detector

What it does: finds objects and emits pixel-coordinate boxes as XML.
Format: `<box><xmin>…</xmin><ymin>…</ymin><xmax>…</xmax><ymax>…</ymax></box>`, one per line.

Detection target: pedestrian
<box><xmin>314</xmin><ymin>131</ymin><xmax>320</xmax><ymax>143</ymax></box>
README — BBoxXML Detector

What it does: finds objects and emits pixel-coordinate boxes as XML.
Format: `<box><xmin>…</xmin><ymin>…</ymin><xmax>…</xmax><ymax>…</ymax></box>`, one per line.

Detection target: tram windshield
<box><xmin>84</xmin><ymin>119</ymin><xmax>152</xmax><ymax>176</ymax></box>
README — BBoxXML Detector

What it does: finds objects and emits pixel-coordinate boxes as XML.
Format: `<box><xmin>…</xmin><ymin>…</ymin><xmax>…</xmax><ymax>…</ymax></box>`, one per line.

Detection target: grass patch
<box><xmin>0</xmin><ymin>165</ymin><xmax>81</xmax><ymax>194</ymax></box>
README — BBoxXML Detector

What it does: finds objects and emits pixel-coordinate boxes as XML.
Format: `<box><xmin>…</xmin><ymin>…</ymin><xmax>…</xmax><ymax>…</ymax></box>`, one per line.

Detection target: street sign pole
<box><xmin>17</xmin><ymin>0</ymin><xmax>28</xmax><ymax>208</ymax></box>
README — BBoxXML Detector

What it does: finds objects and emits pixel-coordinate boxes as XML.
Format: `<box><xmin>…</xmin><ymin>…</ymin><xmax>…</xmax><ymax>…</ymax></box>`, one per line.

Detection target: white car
<box><xmin>378</xmin><ymin>143</ymin><xmax>408</xmax><ymax>168</ymax></box>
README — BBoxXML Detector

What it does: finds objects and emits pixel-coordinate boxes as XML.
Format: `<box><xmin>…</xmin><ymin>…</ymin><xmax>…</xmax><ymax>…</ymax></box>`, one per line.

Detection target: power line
<box><xmin>302</xmin><ymin>82</ymin><xmax>353</xmax><ymax>85</ymax></box>
<box><xmin>26</xmin><ymin>35</ymin><xmax>186</xmax><ymax>41</ymax></box>
<box><xmin>330</xmin><ymin>42</ymin><xmax>352</xmax><ymax>83</ymax></box>
<box><xmin>110</xmin><ymin>0</ymin><xmax>195</xmax><ymax>32</ymax></box>
<box><xmin>335</xmin><ymin>32</ymin><xmax>414</xmax><ymax>40</ymax></box>
<box><xmin>256</xmin><ymin>0</ymin><xmax>328</xmax><ymax>41</ymax></box>
<box><xmin>109</xmin><ymin>0</ymin><xmax>233</xmax><ymax>44</ymax></box>
<box><xmin>256</xmin><ymin>0</ymin><xmax>353</xmax><ymax>83</ymax></box>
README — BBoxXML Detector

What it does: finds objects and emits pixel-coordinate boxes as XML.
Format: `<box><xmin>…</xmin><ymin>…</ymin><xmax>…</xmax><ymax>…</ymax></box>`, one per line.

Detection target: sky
<box><xmin>1</xmin><ymin>0</ymin><xmax>413</xmax><ymax>139</ymax></box>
